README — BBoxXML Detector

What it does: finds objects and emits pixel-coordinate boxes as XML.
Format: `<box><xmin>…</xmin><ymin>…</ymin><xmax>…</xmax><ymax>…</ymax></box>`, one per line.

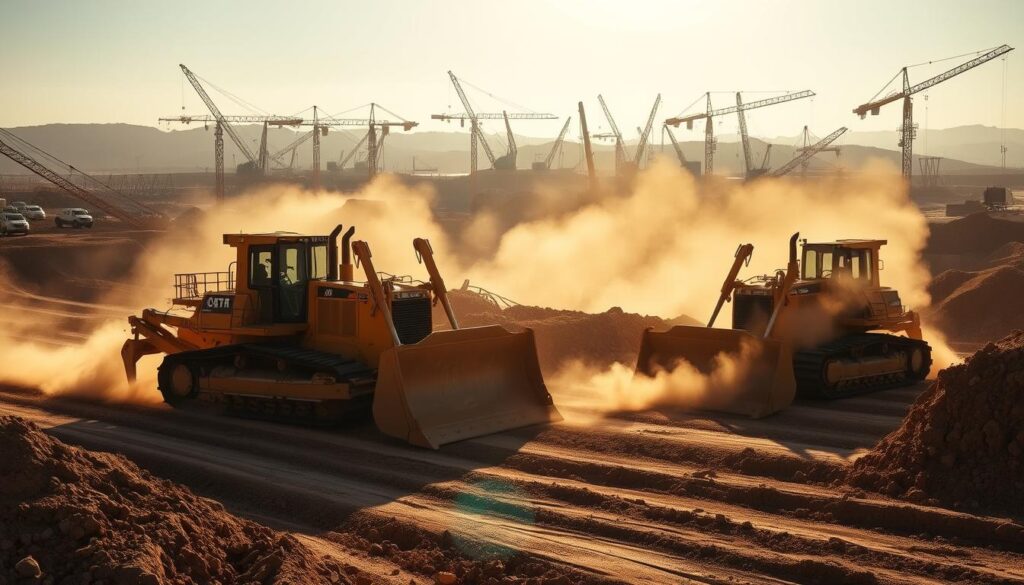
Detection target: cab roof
<box><xmin>805</xmin><ymin>239</ymin><xmax>887</xmax><ymax>249</ymax></box>
<box><xmin>223</xmin><ymin>232</ymin><xmax>329</xmax><ymax>246</ymax></box>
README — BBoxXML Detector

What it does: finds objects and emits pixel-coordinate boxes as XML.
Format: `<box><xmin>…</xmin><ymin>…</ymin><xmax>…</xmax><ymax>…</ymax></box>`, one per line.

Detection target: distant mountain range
<box><xmin>770</xmin><ymin>124</ymin><xmax>1023</xmax><ymax>169</ymax></box>
<box><xmin>0</xmin><ymin>122</ymin><xmax>1018</xmax><ymax>177</ymax></box>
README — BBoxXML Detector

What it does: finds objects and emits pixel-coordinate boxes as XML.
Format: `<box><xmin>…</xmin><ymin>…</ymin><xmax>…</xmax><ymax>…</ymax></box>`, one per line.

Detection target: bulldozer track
<box><xmin>158</xmin><ymin>343</ymin><xmax>377</xmax><ymax>423</ymax></box>
<box><xmin>794</xmin><ymin>333</ymin><xmax>933</xmax><ymax>399</ymax></box>
<box><xmin>0</xmin><ymin>384</ymin><xmax>1021</xmax><ymax>584</ymax></box>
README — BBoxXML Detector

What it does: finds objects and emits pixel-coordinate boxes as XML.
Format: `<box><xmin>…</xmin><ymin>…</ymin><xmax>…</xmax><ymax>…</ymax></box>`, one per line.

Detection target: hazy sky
<box><xmin>1</xmin><ymin>0</ymin><xmax>1021</xmax><ymax>141</ymax></box>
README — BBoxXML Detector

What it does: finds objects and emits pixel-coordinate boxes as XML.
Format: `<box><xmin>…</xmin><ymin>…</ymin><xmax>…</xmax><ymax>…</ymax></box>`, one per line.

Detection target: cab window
<box><xmin>249</xmin><ymin>248</ymin><xmax>273</xmax><ymax>287</ymax></box>
<box><xmin>278</xmin><ymin>244</ymin><xmax>307</xmax><ymax>284</ymax></box>
<box><xmin>276</xmin><ymin>243</ymin><xmax>308</xmax><ymax>322</ymax></box>
<box><xmin>310</xmin><ymin>244</ymin><xmax>328</xmax><ymax>280</ymax></box>
<box><xmin>851</xmin><ymin>249</ymin><xmax>873</xmax><ymax>282</ymax></box>
<box><xmin>820</xmin><ymin>251</ymin><xmax>834</xmax><ymax>278</ymax></box>
<box><xmin>802</xmin><ymin>249</ymin><xmax>819</xmax><ymax>280</ymax></box>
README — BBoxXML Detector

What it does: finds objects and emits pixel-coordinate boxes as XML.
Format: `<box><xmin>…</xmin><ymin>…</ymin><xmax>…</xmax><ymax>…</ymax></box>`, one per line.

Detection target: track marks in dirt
<box><xmin>0</xmin><ymin>388</ymin><xmax>1022</xmax><ymax>584</ymax></box>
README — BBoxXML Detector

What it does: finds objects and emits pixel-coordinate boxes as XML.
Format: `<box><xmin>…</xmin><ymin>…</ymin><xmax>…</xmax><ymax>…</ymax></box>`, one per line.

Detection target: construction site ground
<box><xmin>2</xmin><ymin>376</ymin><xmax>1023</xmax><ymax>584</ymax></box>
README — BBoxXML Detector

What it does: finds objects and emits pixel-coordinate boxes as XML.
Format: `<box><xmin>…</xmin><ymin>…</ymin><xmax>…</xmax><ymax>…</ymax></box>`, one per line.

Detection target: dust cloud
<box><xmin>0</xmin><ymin>159</ymin><xmax>956</xmax><ymax>407</ymax></box>
<box><xmin>467</xmin><ymin>159</ymin><xmax>932</xmax><ymax>319</ymax></box>
<box><xmin>552</xmin><ymin>336</ymin><xmax>764</xmax><ymax>416</ymax></box>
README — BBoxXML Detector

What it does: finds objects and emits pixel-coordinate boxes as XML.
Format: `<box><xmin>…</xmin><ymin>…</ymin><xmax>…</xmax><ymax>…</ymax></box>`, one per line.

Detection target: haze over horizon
<box><xmin>1</xmin><ymin>0</ymin><xmax>1021</xmax><ymax>143</ymax></box>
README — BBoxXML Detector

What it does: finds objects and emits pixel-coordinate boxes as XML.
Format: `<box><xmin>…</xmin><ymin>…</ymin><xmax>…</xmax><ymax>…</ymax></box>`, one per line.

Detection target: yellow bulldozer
<box><xmin>637</xmin><ymin>233</ymin><xmax>931</xmax><ymax>418</ymax></box>
<box><xmin>121</xmin><ymin>225</ymin><xmax>561</xmax><ymax>448</ymax></box>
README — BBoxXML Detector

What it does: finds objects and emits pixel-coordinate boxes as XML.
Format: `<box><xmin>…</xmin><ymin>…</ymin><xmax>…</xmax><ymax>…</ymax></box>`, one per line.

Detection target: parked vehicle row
<box><xmin>0</xmin><ymin>203</ymin><xmax>94</xmax><ymax>236</ymax></box>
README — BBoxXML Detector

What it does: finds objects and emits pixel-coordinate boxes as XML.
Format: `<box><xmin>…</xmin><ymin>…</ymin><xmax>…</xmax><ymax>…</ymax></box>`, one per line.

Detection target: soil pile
<box><xmin>0</xmin><ymin>416</ymin><xmax>364</xmax><ymax>585</ymax></box>
<box><xmin>848</xmin><ymin>332</ymin><xmax>1024</xmax><ymax>517</ymax></box>
<box><xmin>440</xmin><ymin>291</ymin><xmax>699</xmax><ymax>372</ymax></box>
<box><xmin>927</xmin><ymin>212</ymin><xmax>1024</xmax><ymax>255</ymax></box>
<box><xmin>928</xmin><ymin>245</ymin><xmax>1024</xmax><ymax>342</ymax></box>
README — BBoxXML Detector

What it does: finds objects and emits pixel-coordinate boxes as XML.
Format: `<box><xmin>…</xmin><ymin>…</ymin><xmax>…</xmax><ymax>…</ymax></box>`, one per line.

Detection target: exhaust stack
<box><xmin>341</xmin><ymin>226</ymin><xmax>356</xmax><ymax>281</ymax></box>
<box><xmin>327</xmin><ymin>224</ymin><xmax>344</xmax><ymax>280</ymax></box>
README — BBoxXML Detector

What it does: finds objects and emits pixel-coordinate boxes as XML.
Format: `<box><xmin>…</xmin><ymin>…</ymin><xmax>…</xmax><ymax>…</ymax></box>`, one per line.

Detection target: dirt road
<box><xmin>1</xmin><ymin>383</ymin><xmax>1021</xmax><ymax>584</ymax></box>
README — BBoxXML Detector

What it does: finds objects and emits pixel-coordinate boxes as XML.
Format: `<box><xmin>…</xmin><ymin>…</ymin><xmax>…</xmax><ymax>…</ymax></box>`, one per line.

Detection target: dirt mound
<box><xmin>848</xmin><ymin>333</ymin><xmax>1024</xmax><ymax>517</ymax></box>
<box><xmin>988</xmin><ymin>241</ymin><xmax>1024</xmax><ymax>268</ymax></box>
<box><xmin>929</xmin><ymin>264</ymin><xmax>1024</xmax><ymax>342</ymax></box>
<box><xmin>927</xmin><ymin>268</ymin><xmax>975</xmax><ymax>303</ymax></box>
<box><xmin>0</xmin><ymin>416</ymin><xmax>365</xmax><ymax>585</ymax></box>
<box><xmin>927</xmin><ymin>212</ymin><xmax>1024</xmax><ymax>255</ymax></box>
<box><xmin>441</xmin><ymin>292</ymin><xmax>699</xmax><ymax>372</ymax></box>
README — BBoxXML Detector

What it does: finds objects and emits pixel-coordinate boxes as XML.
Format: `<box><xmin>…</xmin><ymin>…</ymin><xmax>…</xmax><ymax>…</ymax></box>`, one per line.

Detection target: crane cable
<box><xmin>864</xmin><ymin>45</ymin><xmax>1006</xmax><ymax>104</ymax></box>
<box><xmin>458</xmin><ymin>76</ymin><xmax>540</xmax><ymax>114</ymax></box>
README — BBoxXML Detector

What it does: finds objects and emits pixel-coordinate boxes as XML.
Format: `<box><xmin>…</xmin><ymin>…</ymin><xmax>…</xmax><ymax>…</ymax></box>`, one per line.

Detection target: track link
<box><xmin>157</xmin><ymin>343</ymin><xmax>377</xmax><ymax>424</ymax></box>
<box><xmin>794</xmin><ymin>333</ymin><xmax>932</xmax><ymax>399</ymax></box>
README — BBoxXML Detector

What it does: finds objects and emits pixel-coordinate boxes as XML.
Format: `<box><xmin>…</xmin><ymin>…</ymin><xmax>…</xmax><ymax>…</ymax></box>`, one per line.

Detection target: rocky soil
<box><xmin>849</xmin><ymin>332</ymin><xmax>1024</xmax><ymax>519</ymax></box>
<box><xmin>0</xmin><ymin>415</ymin><xmax>368</xmax><ymax>585</ymax></box>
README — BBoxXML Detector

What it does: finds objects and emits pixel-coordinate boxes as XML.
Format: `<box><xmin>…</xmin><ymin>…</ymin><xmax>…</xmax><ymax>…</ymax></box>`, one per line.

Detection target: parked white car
<box><xmin>55</xmin><ymin>208</ymin><xmax>93</xmax><ymax>228</ymax></box>
<box><xmin>21</xmin><ymin>205</ymin><xmax>45</xmax><ymax>220</ymax></box>
<box><xmin>1</xmin><ymin>212</ymin><xmax>30</xmax><ymax>236</ymax></box>
<box><xmin>11</xmin><ymin>201</ymin><xmax>28</xmax><ymax>211</ymax></box>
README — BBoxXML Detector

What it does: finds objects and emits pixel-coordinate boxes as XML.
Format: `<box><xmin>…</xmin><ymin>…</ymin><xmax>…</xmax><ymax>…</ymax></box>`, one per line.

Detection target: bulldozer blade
<box><xmin>372</xmin><ymin>325</ymin><xmax>562</xmax><ymax>449</ymax></box>
<box><xmin>636</xmin><ymin>326</ymin><xmax>796</xmax><ymax>418</ymax></box>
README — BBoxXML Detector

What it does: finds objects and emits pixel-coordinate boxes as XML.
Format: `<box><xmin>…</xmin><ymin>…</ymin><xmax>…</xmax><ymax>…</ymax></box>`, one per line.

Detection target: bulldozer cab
<box><xmin>800</xmin><ymin>240</ymin><xmax>884</xmax><ymax>286</ymax></box>
<box><xmin>228</xmin><ymin>233</ymin><xmax>330</xmax><ymax>324</ymax></box>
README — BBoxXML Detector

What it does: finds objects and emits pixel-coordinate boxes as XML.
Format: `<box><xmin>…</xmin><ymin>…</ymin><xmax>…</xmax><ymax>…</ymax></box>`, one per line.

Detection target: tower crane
<box><xmin>597</xmin><ymin>95</ymin><xmax>627</xmax><ymax>173</ymax></box>
<box><xmin>534</xmin><ymin>116</ymin><xmax>572</xmax><ymax>171</ymax></box>
<box><xmin>579</xmin><ymin>102</ymin><xmax>596</xmax><ymax>190</ymax></box>
<box><xmin>666</xmin><ymin>90</ymin><xmax>814</xmax><ymax>176</ymax></box>
<box><xmin>796</xmin><ymin>126</ymin><xmax>841</xmax><ymax>177</ymax></box>
<box><xmin>159</xmin><ymin>114</ymin><xmax>302</xmax><ymax>200</ymax></box>
<box><xmin>339</xmin><ymin>132</ymin><xmax>370</xmax><ymax>170</ymax></box>
<box><xmin>0</xmin><ymin>128</ymin><xmax>162</xmax><ymax>226</ymax></box>
<box><xmin>177</xmin><ymin>65</ymin><xmax>302</xmax><ymax>178</ymax></box>
<box><xmin>434</xmin><ymin>71</ymin><xmax>555</xmax><ymax>173</ymax></box>
<box><xmin>499</xmin><ymin>111</ymin><xmax>517</xmax><ymax>169</ymax></box>
<box><xmin>297</xmin><ymin>104</ymin><xmax>417</xmax><ymax>186</ymax></box>
<box><xmin>853</xmin><ymin>44</ymin><xmax>1013</xmax><ymax>181</ymax></box>
<box><xmin>269</xmin><ymin>129</ymin><xmax>315</xmax><ymax>171</ymax></box>
<box><xmin>633</xmin><ymin>94</ymin><xmax>661</xmax><ymax>168</ymax></box>
<box><xmin>770</xmin><ymin>127</ymin><xmax>848</xmax><ymax>177</ymax></box>
<box><xmin>665</xmin><ymin>125</ymin><xmax>687</xmax><ymax>166</ymax></box>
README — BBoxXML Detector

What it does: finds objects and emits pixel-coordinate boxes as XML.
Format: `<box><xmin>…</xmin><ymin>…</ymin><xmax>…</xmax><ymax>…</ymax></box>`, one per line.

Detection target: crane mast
<box><xmin>665</xmin><ymin>125</ymin><xmax>687</xmax><ymax>166</ymax></box>
<box><xmin>736</xmin><ymin>93</ymin><xmax>754</xmax><ymax>177</ymax></box>
<box><xmin>579</xmin><ymin>102</ymin><xmax>596</xmax><ymax>190</ymax></box>
<box><xmin>634</xmin><ymin>94</ymin><xmax>661</xmax><ymax>166</ymax></box>
<box><xmin>771</xmin><ymin>127</ymin><xmax>848</xmax><ymax>177</ymax></box>
<box><xmin>312</xmin><ymin>106</ymin><xmax>321</xmax><ymax>189</ymax></box>
<box><xmin>340</xmin><ymin>131</ymin><xmax>370</xmax><ymax>169</ymax></box>
<box><xmin>704</xmin><ymin>94</ymin><xmax>715</xmax><ymax>176</ymax></box>
<box><xmin>853</xmin><ymin>44</ymin><xmax>1013</xmax><ymax>180</ymax></box>
<box><xmin>503</xmin><ymin>110</ymin><xmax>517</xmax><ymax>165</ymax></box>
<box><xmin>542</xmin><ymin>116</ymin><xmax>572</xmax><ymax>170</ymax></box>
<box><xmin>597</xmin><ymin>94</ymin><xmax>627</xmax><ymax>169</ymax></box>
<box><xmin>797</xmin><ymin>126</ymin><xmax>841</xmax><ymax>177</ymax></box>
<box><xmin>269</xmin><ymin>129</ymin><xmax>314</xmax><ymax>169</ymax></box>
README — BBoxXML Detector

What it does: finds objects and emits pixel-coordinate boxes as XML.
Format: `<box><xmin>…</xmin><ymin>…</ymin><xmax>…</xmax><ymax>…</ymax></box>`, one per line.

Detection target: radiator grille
<box><xmin>392</xmin><ymin>297</ymin><xmax>432</xmax><ymax>344</ymax></box>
